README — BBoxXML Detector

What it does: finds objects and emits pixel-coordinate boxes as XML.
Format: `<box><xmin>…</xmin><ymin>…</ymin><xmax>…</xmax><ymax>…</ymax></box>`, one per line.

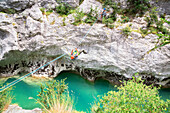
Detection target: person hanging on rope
<box><xmin>70</xmin><ymin>48</ymin><xmax>87</xmax><ymax>60</ymax></box>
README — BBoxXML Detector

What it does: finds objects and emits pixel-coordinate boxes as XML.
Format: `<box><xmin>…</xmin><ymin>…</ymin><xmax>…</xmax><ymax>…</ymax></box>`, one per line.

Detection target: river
<box><xmin>3</xmin><ymin>72</ymin><xmax>170</xmax><ymax>112</ymax></box>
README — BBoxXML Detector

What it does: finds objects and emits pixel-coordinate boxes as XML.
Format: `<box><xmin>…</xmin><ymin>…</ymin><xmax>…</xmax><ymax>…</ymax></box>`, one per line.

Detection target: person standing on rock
<box><xmin>100</xmin><ymin>8</ymin><xmax>109</xmax><ymax>20</ymax></box>
<box><xmin>70</xmin><ymin>48</ymin><xmax>87</xmax><ymax>60</ymax></box>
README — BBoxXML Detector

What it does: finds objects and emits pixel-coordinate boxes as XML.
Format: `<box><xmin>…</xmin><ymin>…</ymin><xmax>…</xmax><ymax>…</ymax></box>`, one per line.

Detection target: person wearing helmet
<box><xmin>70</xmin><ymin>48</ymin><xmax>87</xmax><ymax>60</ymax></box>
<box><xmin>101</xmin><ymin>8</ymin><xmax>107</xmax><ymax>20</ymax></box>
<box><xmin>100</xmin><ymin>8</ymin><xmax>110</xmax><ymax>20</ymax></box>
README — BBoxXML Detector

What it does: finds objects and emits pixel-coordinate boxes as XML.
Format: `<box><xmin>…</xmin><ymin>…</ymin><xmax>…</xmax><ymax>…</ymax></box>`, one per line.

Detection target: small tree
<box><xmin>0</xmin><ymin>83</ymin><xmax>13</xmax><ymax>113</ymax></box>
<box><xmin>56</xmin><ymin>3</ymin><xmax>73</xmax><ymax>16</ymax></box>
<box><xmin>31</xmin><ymin>79</ymin><xmax>81</xmax><ymax>113</ymax></box>
<box><xmin>91</xmin><ymin>77</ymin><xmax>169</xmax><ymax>113</ymax></box>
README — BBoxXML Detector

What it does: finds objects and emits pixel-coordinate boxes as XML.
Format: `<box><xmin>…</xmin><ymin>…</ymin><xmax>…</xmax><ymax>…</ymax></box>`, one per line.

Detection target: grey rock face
<box><xmin>0</xmin><ymin>13</ymin><xmax>18</xmax><ymax>60</ymax></box>
<box><xmin>79</xmin><ymin>0</ymin><xmax>102</xmax><ymax>13</ymax></box>
<box><xmin>63</xmin><ymin>0</ymin><xmax>80</xmax><ymax>8</ymax></box>
<box><xmin>152</xmin><ymin>0</ymin><xmax>170</xmax><ymax>15</ymax></box>
<box><xmin>0</xmin><ymin>0</ymin><xmax>169</xmax><ymax>88</ymax></box>
<box><xmin>37</xmin><ymin>0</ymin><xmax>58</xmax><ymax>9</ymax></box>
<box><xmin>0</xmin><ymin>0</ymin><xmax>35</xmax><ymax>12</ymax></box>
<box><xmin>3</xmin><ymin>105</ymin><xmax>42</xmax><ymax>113</ymax></box>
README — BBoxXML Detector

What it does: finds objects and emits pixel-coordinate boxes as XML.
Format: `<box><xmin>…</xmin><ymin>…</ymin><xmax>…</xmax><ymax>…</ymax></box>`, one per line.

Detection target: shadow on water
<box><xmin>2</xmin><ymin>72</ymin><xmax>170</xmax><ymax>112</ymax></box>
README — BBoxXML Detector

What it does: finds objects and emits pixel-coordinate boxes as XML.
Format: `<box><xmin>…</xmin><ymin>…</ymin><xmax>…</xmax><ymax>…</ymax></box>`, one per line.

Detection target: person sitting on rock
<box><xmin>70</xmin><ymin>48</ymin><xmax>87</xmax><ymax>60</ymax></box>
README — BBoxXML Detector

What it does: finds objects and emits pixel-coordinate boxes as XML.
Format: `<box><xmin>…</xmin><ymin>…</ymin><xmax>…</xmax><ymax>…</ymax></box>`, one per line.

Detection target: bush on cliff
<box><xmin>56</xmin><ymin>3</ymin><xmax>73</xmax><ymax>16</ymax></box>
<box><xmin>91</xmin><ymin>77</ymin><xmax>170</xmax><ymax>113</ymax></box>
<box><xmin>126</xmin><ymin>0</ymin><xmax>150</xmax><ymax>16</ymax></box>
<box><xmin>0</xmin><ymin>83</ymin><xmax>13</xmax><ymax>113</ymax></box>
<box><xmin>72</xmin><ymin>9</ymin><xmax>85</xmax><ymax>26</ymax></box>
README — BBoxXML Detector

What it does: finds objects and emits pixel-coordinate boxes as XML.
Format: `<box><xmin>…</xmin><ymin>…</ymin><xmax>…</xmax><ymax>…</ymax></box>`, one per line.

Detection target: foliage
<box><xmin>122</xmin><ymin>27</ymin><xmax>131</xmax><ymax>36</ymax></box>
<box><xmin>145</xmin><ymin>7</ymin><xmax>158</xmax><ymax>28</ymax></box>
<box><xmin>0</xmin><ymin>8</ymin><xmax>16</xmax><ymax>14</ymax></box>
<box><xmin>96</xmin><ymin>0</ymin><xmax>105</xmax><ymax>3</ymax></box>
<box><xmin>40</xmin><ymin>8</ymin><xmax>53</xmax><ymax>16</ymax></box>
<box><xmin>107</xmin><ymin>24</ymin><xmax>114</xmax><ymax>29</ymax></box>
<box><xmin>72</xmin><ymin>9</ymin><xmax>85</xmax><ymax>26</ymax></box>
<box><xmin>143</xmin><ymin>7</ymin><xmax>170</xmax><ymax>51</ymax></box>
<box><xmin>146</xmin><ymin>33</ymin><xmax>170</xmax><ymax>54</ymax></box>
<box><xmin>103</xmin><ymin>0</ymin><xmax>120</xmax><ymax>12</ymax></box>
<box><xmin>79</xmin><ymin>0</ymin><xmax>84</xmax><ymax>5</ymax></box>
<box><xmin>102</xmin><ymin>18</ymin><xmax>114</xmax><ymax>29</ymax></box>
<box><xmin>56</xmin><ymin>3</ymin><xmax>73</xmax><ymax>16</ymax></box>
<box><xmin>46</xmin><ymin>9</ymin><xmax>53</xmax><ymax>16</ymax></box>
<box><xmin>84</xmin><ymin>7</ymin><xmax>98</xmax><ymax>25</ymax></box>
<box><xmin>103</xmin><ymin>0</ymin><xmax>119</xmax><ymax>18</ymax></box>
<box><xmin>0</xmin><ymin>83</ymin><xmax>13</xmax><ymax>113</ymax></box>
<box><xmin>63</xmin><ymin>17</ymin><xmax>66</xmax><ymax>26</ymax></box>
<box><xmin>121</xmin><ymin>15</ymin><xmax>130</xmax><ymax>23</ymax></box>
<box><xmin>91</xmin><ymin>77</ymin><xmax>170</xmax><ymax>113</ymax></box>
<box><xmin>40</xmin><ymin>7</ymin><xmax>46</xmax><ymax>15</ymax></box>
<box><xmin>126</xmin><ymin>0</ymin><xmax>150</xmax><ymax>15</ymax></box>
<box><xmin>140</xmin><ymin>27</ymin><xmax>148</xmax><ymax>35</ymax></box>
<box><xmin>32</xmin><ymin>79</ymin><xmax>81</xmax><ymax>113</ymax></box>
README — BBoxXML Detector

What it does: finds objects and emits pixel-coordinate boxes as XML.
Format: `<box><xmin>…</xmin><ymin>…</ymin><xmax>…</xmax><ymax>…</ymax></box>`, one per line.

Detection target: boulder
<box><xmin>79</xmin><ymin>0</ymin><xmax>102</xmax><ymax>14</ymax></box>
<box><xmin>0</xmin><ymin>13</ymin><xmax>18</xmax><ymax>60</ymax></box>
<box><xmin>3</xmin><ymin>105</ymin><xmax>42</xmax><ymax>113</ymax></box>
<box><xmin>37</xmin><ymin>0</ymin><xmax>58</xmax><ymax>9</ymax></box>
<box><xmin>0</xmin><ymin>0</ymin><xmax>35</xmax><ymax>12</ymax></box>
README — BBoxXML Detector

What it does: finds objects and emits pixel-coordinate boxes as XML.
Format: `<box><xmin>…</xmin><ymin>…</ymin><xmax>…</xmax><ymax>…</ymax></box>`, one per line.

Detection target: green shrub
<box><xmin>63</xmin><ymin>17</ymin><xmax>66</xmax><ymax>26</ymax></box>
<box><xmin>6</xmin><ymin>8</ymin><xmax>16</xmax><ymax>14</ymax></box>
<box><xmin>103</xmin><ymin>18</ymin><xmax>114</xmax><ymax>24</ymax></box>
<box><xmin>79</xmin><ymin>0</ymin><xmax>84</xmax><ymax>5</ymax></box>
<box><xmin>46</xmin><ymin>9</ymin><xmax>53</xmax><ymax>16</ymax></box>
<box><xmin>30</xmin><ymin>79</ymin><xmax>85</xmax><ymax>113</ymax></box>
<box><xmin>122</xmin><ymin>27</ymin><xmax>131</xmax><ymax>36</ymax></box>
<box><xmin>126</xmin><ymin>0</ymin><xmax>150</xmax><ymax>15</ymax></box>
<box><xmin>40</xmin><ymin>7</ymin><xmax>46</xmax><ymax>15</ymax></box>
<box><xmin>40</xmin><ymin>8</ymin><xmax>53</xmax><ymax>16</ymax></box>
<box><xmin>31</xmin><ymin>79</ymin><xmax>76</xmax><ymax>112</ymax></box>
<box><xmin>1</xmin><ymin>8</ymin><xmax>16</xmax><ymax>14</ymax></box>
<box><xmin>108</xmin><ymin>24</ymin><xmax>114</xmax><ymax>29</ymax></box>
<box><xmin>140</xmin><ymin>27</ymin><xmax>148</xmax><ymax>35</ymax></box>
<box><xmin>103</xmin><ymin>0</ymin><xmax>120</xmax><ymax>17</ymax></box>
<box><xmin>149</xmin><ymin>27</ymin><xmax>158</xmax><ymax>34</ymax></box>
<box><xmin>84</xmin><ymin>7</ymin><xmax>98</xmax><ymax>25</ymax></box>
<box><xmin>152</xmin><ymin>33</ymin><xmax>170</xmax><ymax>51</ymax></box>
<box><xmin>96</xmin><ymin>0</ymin><xmax>105</xmax><ymax>3</ymax></box>
<box><xmin>102</xmin><ymin>18</ymin><xmax>114</xmax><ymax>29</ymax></box>
<box><xmin>72</xmin><ymin>9</ymin><xmax>85</xmax><ymax>26</ymax></box>
<box><xmin>121</xmin><ymin>15</ymin><xmax>130</xmax><ymax>23</ymax></box>
<box><xmin>0</xmin><ymin>83</ymin><xmax>13</xmax><ymax>113</ymax></box>
<box><xmin>143</xmin><ymin>12</ymin><xmax>170</xmax><ymax>55</ymax></box>
<box><xmin>91</xmin><ymin>77</ymin><xmax>170</xmax><ymax>113</ymax></box>
<box><xmin>56</xmin><ymin>3</ymin><xmax>73</xmax><ymax>16</ymax></box>
<box><xmin>145</xmin><ymin>7</ymin><xmax>159</xmax><ymax>28</ymax></box>
<box><xmin>36</xmin><ymin>79</ymin><xmax>68</xmax><ymax>109</ymax></box>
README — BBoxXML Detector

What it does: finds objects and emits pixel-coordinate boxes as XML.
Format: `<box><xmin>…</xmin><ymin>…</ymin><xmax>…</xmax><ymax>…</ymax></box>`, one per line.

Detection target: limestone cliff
<box><xmin>0</xmin><ymin>0</ymin><xmax>169</xmax><ymax>87</ymax></box>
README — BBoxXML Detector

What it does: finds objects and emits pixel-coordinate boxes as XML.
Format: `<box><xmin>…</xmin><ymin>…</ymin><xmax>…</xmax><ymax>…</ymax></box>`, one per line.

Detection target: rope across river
<box><xmin>0</xmin><ymin>16</ymin><xmax>99</xmax><ymax>92</ymax></box>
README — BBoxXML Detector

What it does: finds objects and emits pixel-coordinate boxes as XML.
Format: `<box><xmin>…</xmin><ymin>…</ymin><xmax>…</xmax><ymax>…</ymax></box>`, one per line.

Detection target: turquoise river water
<box><xmin>3</xmin><ymin>72</ymin><xmax>170</xmax><ymax>112</ymax></box>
